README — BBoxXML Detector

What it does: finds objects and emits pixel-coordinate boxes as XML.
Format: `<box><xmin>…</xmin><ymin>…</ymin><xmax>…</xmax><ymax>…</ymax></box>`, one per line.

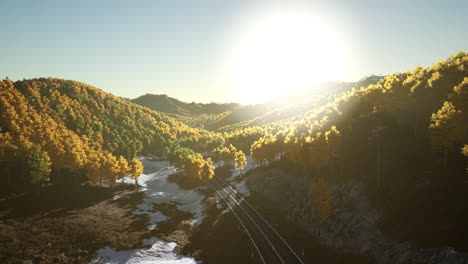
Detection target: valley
<box><xmin>1</xmin><ymin>29</ymin><xmax>467</xmax><ymax>264</ymax></box>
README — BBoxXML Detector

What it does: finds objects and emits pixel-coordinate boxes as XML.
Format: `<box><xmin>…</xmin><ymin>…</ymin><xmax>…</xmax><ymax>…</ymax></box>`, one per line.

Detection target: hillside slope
<box><xmin>245</xmin><ymin>51</ymin><xmax>468</xmax><ymax>261</ymax></box>
<box><xmin>130</xmin><ymin>94</ymin><xmax>240</xmax><ymax>117</ymax></box>
<box><xmin>131</xmin><ymin>77</ymin><xmax>383</xmax><ymax>132</ymax></box>
<box><xmin>0</xmin><ymin>78</ymin><xmax>214</xmax><ymax>193</ymax></box>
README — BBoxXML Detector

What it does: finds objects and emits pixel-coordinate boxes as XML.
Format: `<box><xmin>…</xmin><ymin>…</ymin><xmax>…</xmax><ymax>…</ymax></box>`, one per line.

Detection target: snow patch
<box><xmin>232</xmin><ymin>178</ymin><xmax>250</xmax><ymax>196</ymax></box>
<box><xmin>225</xmin><ymin>155</ymin><xmax>253</xmax><ymax>181</ymax></box>
<box><xmin>223</xmin><ymin>155</ymin><xmax>253</xmax><ymax>196</ymax></box>
<box><xmin>89</xmin><ymin>238</ymin><xmax>199</xmax><ymax>264</ymax></box>
<box><xmin>216</xmin><ymin>200</ymin><xmax>224</xmax><ymax>209</ymax></box>
<box><xmin>123</xmin><ymin>160</ymin><xmax>205</xmax><ymax>224</ymax></box>
<box><xmin>92</xmin><ymin>159</ymin><xmax>203</xmax><ymax>263</ymax></box>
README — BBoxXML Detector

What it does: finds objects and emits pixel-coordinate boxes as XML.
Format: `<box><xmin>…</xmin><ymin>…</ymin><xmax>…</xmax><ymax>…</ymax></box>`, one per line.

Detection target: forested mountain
<box><xmin>129</xmin><ymin>51</ymin><xmax>468</xmax><ymax>243</ymax></box>
<box><xmin>130</xmin><ymin>94</ymin><xmax>240</xmax><ymax>116</ymax></box>
<box><xmin>2</xmin><ymin>51</ymin><xmax>467</xmax><ymax>208</ymax></box>
<box><xmin>0</xmin><ymin>78</ymin><xmax>232</xmax><ymax>193</ymax></box>
<box><xmin>131</xmin><ymin>76</ymin><xmax>383</xmax><ymax>132</ymax></box>
<box><xmin>246</xmin><ymin>51</ymin><xmax>468</xmax><ymax>220</ymax></box>
<box><xmin>213</xmin><ymin>77</ymin><xmax>384</xmax><ymax>132</ymax></box>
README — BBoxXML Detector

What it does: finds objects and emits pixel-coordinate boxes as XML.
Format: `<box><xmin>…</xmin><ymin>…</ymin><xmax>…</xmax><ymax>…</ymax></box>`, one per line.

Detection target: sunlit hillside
<box><xmin>0</xmin><ymin>78</ymin><xmax>227</xmax><ymax>193</ymax></box>
<box><xmin>129</xmin><ymin>94</ymin><xmax>240</xmax><ymax>128</ymax></box>
<box><xmin>132</xmin><ymin>76</ymin><xmax>383</xmax><ymax>132</ymax></box>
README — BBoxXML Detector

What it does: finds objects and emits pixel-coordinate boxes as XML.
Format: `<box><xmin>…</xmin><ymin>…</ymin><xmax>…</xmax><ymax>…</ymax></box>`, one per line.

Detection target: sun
<box><xmin>225</xmin><ymin>8</ymin><xmax>348</xmax><ymax>104</ymax></box>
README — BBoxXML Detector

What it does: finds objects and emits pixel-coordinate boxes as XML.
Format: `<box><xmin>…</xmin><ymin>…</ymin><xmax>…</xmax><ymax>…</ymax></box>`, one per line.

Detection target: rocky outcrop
<box><xmin>247</xmin><ymin>167</ymin><xmax>468</xmax><ymax>264</ymax></box>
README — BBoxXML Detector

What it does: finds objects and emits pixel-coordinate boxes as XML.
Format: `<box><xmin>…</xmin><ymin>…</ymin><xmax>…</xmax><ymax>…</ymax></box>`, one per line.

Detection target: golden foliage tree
<box><xmin>117</xmin><ymin>156</ymin><xmax>129</xmax><ymax>182</ymax></box>
<box><xmin>200</xmin><ymin>158</ymin><xmax>215</xmax><ymax>181</ymax></box>
<box><xmin>235</xmin><ymin>150</ymin><xmax>247</xmax><ymax>172</ymax></box>
<box><xmin>129</xmin><ymin>158</ymin><xmax>143</xmax><ymax>187</ymax></box>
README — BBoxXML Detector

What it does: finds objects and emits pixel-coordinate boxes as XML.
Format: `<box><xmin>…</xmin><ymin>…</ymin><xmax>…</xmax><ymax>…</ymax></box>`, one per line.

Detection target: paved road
<box><xmin>209</xmin><ymin>176</ymin><xmax>304</xmax><ymax>264</ymax></box>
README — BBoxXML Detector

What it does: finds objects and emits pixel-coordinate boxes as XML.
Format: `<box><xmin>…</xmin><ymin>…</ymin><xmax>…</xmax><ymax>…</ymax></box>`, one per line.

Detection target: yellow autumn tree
<box><xmin>116</xmin><ymin>156</ymin><xmax>129</xmax><ymax>182</ymax></box>
<box><xmin>200</xmin><ymin>158</ymin><xmax>215</xmax><ymax>181</ymax></box>
<box><xmin>234</xmin><ymin>150</ymin><xmax>247</xmax><ymax>172</ymax></box>
<box><xmin>86</xmin><ymin>152</ymin><xmax>105</xmax><ymax>185</ymax></box>
<box><xmin>103</xmin><ymin>152</ymin><xmax>119</xmax><ymax>187</ymax></box>
<box><xmin>129</xmin><ymin>157</ymin><xmax>143</xmax><ymax>187</ymax></box>
<box><xmin>185</xmin><ymin>154</ymin><xmax>205</xmax><ymax>179</ymax></box>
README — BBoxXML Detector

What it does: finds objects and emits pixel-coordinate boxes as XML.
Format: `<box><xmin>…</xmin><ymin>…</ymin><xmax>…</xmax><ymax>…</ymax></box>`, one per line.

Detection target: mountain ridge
<box><xmin>130</xmin><ymin>93</ymin><xmax>240</xmax><ymax>117</ymax></box>
<box><xmin>130</xmin><ymin>76</ymin><xmax>384</xmax><ymax>131</ymax></box>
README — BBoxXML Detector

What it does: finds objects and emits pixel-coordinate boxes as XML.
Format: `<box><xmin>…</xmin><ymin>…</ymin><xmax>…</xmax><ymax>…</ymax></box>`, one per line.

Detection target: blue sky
<box><xmin>1</xmin><ymin>0</ymin><xmax>467</xmax><ymax>104</ymax></box>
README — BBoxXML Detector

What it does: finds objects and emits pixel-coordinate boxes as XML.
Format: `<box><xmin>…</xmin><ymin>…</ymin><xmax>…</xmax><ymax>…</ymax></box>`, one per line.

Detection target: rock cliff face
<box><xmin>246</xmin><ymin>167</ymin><xmax>468</xmax><ymax>264</ymax></box>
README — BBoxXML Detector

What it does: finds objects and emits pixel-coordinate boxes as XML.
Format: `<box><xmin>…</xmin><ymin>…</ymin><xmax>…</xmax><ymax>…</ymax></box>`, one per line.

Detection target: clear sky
<box><xmin>1</xmin><ymin>0</ymin><xmax>467</xmax><ymax>104</ymax></box>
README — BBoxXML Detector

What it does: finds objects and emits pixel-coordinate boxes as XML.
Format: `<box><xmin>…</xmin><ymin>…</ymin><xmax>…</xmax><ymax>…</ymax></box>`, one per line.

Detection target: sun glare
<box><xmin>226</xmin><ymin>8</ymin><xmax>348</xmax><ymax>104</ymax></box>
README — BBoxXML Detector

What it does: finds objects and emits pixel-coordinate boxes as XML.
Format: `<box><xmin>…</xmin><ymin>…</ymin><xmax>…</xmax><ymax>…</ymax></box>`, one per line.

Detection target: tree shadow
<box><xmin>0</xmin><ymin>183</ymin><xmax>134</xmax><ymax>219</ymax></box>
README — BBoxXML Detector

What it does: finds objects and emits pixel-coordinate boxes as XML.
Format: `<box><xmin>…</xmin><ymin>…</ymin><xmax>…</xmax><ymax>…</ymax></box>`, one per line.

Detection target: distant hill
<box><xmin>131</xmin><ymin>77</ymin><xmax>384</xmax><ymax>131</ymax></box>
<box><xmin>130</xmin><ymin>94</ymin><xmax>240</xmax><ymax>116</ymax></box>
<box><xmin>209</xmin><ymin>77</ymin><xmax>385</xmax><ymax>131</ymax></box>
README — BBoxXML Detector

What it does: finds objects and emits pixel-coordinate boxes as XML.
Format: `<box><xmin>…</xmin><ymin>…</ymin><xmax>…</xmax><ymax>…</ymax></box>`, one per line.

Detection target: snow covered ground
<box><xmin>122</xmin><ymin>160</ymin><xmax>205</xmax><ymax>223</ymax></box>
<box><xmin>90</xmin><ymin>159</ymin><xmax>203</xmax><ymax>264</ymax></box>
<box><xmin>223</xmin><ymin>155</ymin><xmax>253</xmax><ymax>196</ymax></box>
<box><xmin>90</xmin><ymin>156</ymin><xmax>255</xmax><ymax>264</ymax></box>
<box><xmin>91</xmin><ymin>238</ymin><xmax>198</xmax><ymax>264</ymax></box>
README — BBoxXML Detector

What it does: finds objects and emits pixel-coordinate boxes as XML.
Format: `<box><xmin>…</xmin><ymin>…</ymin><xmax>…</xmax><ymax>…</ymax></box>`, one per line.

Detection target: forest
<box><xmin>135</xmin><ymin>51</ymin><xmax>468</xmax><ymax>219</ymax></box>
<box><xmin>0</xmin><ymin>77</ymin><xmax>247</xmax><ymax>195</ymax></box>
<box><xmin>1</xmin><ymin>48</ymin><xmax>468</xmax><ymax>264</ymax></box>
<box><xmin>1</xmin><ymin>51</ymin><xmax>467</xmax><ymax>217</ymax></box>
<box><xmin>3</xmin><ymin>0</ymin><xmax>468</xmax><ymax>262</ymax></box>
